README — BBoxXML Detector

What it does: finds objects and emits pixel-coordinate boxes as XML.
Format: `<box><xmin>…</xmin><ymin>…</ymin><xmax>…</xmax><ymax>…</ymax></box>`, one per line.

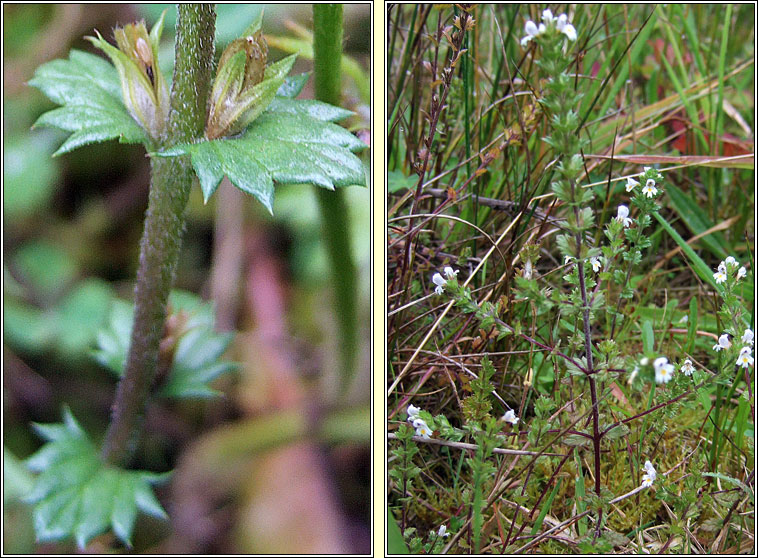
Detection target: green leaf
<box><xmin>55</xmin><ymin>279</ymin><xmax>116</xmax><ymax>360</ymax></box>
<box><xmin>25</xmin><ymin>407</ymin><xmax>169</xmax><ymax>549</ymax></box>
<box><xmin>12</xmin><ymin>240</ymin><xmax>77</xmax><ymax>298</ymax></box>
<box><xmin>3</xmin><ymin>131</ymin><xmax>60</xmax><ymax>220</ymax></box>
<box><xmin>388</xmin><ymin>508</ymin><xmax>410</xmax><ymax>554</ymax></box>
<box><xmin>276</xmin><ymin>72</ymin><xmax>310</xmax><ymax>98</ymax></box>
<box><xmin>28</xmin><ymin>50</ymin><xmax>148</xmax><ymax>155</ymax></box>
<box><xmin>93</xmin><ymin>290</ymin><xmax>237</xmax><ymax>399</ymax></box>
<box><xmin>155</xmin><ymin>97</ymin><xmax>366</xmax><ymax>212</ymax></box>
<box><xmin>388</xmin><ymin>170</ymin><xmax>417</xmax><ymax>193</ymax></box>
<box><xmin>563</xmin><ymin>434</ymin><xmax>592</xmax><ymax>447</ymax></box>
<box><xmin>641</xmin><ymin>320</ymin><xmax>654</xmax><ymax>354</ymax></box>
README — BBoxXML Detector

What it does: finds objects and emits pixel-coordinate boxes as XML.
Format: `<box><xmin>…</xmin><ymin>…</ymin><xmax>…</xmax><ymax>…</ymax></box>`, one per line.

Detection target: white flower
<box><xmin>523</xmin><ymin>259</ymin><xmax>533</xmax><ymax>279</ymax></box>
<box><xmin>590</xmin><ymin>256</ymin><xmax>602</xmax><ymax>273</ymax></box>
<box><xmin>724</xmin><ymin>256</ymin><xmax>738</xmax><ymax>268</ymax></box>
<box><xmin>432</xmin><ymin>272</ymin><xmax>446</xmax><ymax>295</ymax></box>
<box><xmin>443</xmin><ymin>266</ymin><xmax>458</xmax><ymax>280</ymax></box>
<box><xmin>413</xmin><ymin>418</ymin><xmax>432</xmax><ymax>439</ymax></box>
<box><xmin>680</xmin><ymin>359</ymin><xmax>694</xmax><ymax>376</ymax></box>
<box><xmin>564</xmin><ymin>255</ymin><xmax>574</xmax><ymax>265</ymax></box>
<box><xmin>542</xmin><ymin>9</ymin><xmax>556</xmax><ymax>25</ymax></box>
<box><xmin>640</xmin><ymin>357</ymin><xmax>649</xmax><ymax>366</ymax></box>
<box><xmin>713</xmin><ymin>333</ymin><xmax>731</xmax><ymax>352</ymax></box>
<box><xmin>653</xmin><ymin>357</ymin><xmax>674</xmax><ymax>384</ymax></box>
<box><xmin>644</xmin><ymin>460</ymin><xmax>657</xmax><ymax>479</ymax></box>
<box><xmin>742</xmin><ymin>328</ymin><xmax>754</xmax><ymax>346</ymax></box>
<box><xmin>407</xmin><ymin>404</ymin><xmax>421</xmax><ymax>419</ymax></box>
<box><xmin>437</xmin><ymin>525</ymin><xmax>450</xmax><ymax>538</ymax></box>
<box><xmin>502</xmin><ymin>409</ymin><xmax>519</xmax><ymax>425</ymax></box>
<box><xmin>714</xmin><ymin>269</ymin><xmax>727</xmax><ymax>284</ymax></box>
<box><xmin>736</xmin><ymin>348</ymin><xmax>754</xmax><ymax>368</ymax></box>
<box><xmin>642</xmin><ymin>179</ymin><xmax>658</xmax><ymax>198</ymax></box>
<box><xmin>520</xmin><ymin>19</ymin><xmax>540</xmax><ymax>46</ymax></box>
<box><xmin>718</xmin><ymin>261</ymin><xmax>726</xmax><ymax>273</ymax></box>
<box><xmin>616</xmin><ymin>204</ymin><xmax>633</xmax><ymax>227</ymax></box>
<box><xmin>625</xmin><ymin>176</ymin><xmax>639</xmax><ymax>192</ymax></box>
<box><xmin>737</xmin><ymin>266</ymin><xmax>747</xmax><ymax>279</ymax></box>
<box><xmin>555</xmin><ymin>13</ymin><xmax>577</xmax><ymax>41</ymax></box>
<box><xmin>641</xmin><ymin>460</ymin><xmax>657</xmax><ymax>488</ymax></box>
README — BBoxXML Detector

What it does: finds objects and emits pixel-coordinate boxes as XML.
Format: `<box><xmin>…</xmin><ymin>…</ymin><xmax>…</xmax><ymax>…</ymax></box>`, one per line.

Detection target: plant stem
<box><xmin>102</xmin><ymin>4</ymin><xmax>216</xmax><ymax>466</ymax></box>
<box><xmin>312</xmin><ymin>4</ymin><xmax>359</xmax><ymax>396</ymax></box>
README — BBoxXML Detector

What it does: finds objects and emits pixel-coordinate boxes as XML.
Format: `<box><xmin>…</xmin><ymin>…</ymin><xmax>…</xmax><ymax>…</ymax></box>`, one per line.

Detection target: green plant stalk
<box><xmin>312</xmin><ymin>4</ymin><xmax>359</xmax><ymax>396</ymax></box>
<box><xmin>102</xmin><ymin>4</ymin><xmax>216</xmax><ymax>466</ymax></box>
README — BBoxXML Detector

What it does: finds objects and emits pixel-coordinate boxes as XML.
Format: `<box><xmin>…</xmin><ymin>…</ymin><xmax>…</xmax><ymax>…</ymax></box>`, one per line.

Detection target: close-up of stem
<box><xmin>312</xmin><ymin>3</ymin><xmax>359</xmax><ymax>396</ymax></box>
<box><xmin>101</xmin><ymin>5</ymin><xmax>217</xmax><ymax>467</ymax></box>
<box><xmin>103</xmin><ymin>4</ymin><xmax>216</xmax><ymax>465</ymax></box>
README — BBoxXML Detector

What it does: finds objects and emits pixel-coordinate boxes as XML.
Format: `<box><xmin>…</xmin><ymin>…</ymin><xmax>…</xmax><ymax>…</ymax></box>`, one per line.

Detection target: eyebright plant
<box><xmin>388</xmin><ymin>5</ymin><xmax>753</xmax><ymax>553</ymax></box>
<box><xmin>25</xmin><ymin>7</ymin><xmax>366</xmax><ymax>550</ymax></box>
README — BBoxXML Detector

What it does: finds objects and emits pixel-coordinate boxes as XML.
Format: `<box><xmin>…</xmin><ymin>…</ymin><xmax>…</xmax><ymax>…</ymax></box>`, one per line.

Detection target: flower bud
<box><xmin>205</xmin><ymin>12</ymin><xmax>296</xmax><ymax>140</ymax></box>
<box><xmin>86</xmin><ymin>10</ymin><xmax>169</xmax><ymax>140</ymax></box>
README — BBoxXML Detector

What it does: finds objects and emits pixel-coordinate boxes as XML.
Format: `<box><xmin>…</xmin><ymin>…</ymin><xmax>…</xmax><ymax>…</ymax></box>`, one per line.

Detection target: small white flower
<box><xmin>443</xmin><ymin>266</ymin><xmax>458</xmax><ymax>280</ymax></box>
<box><xmin>713</xmin><ymin>333</ymin><xmax>731</xmax><ymax>351</ymax></box>
<box><xmin>644</xmin><ymin>460</ymin><xmax>657</xmax><ymax>479</ymax></box>
<box><xmin>714</xmin><ymin>269</ymin><xmax>727</xmax><ymax>284</ymax></box>
<box><xmin>625</xmin><ymin>176</ymin><xmax>639</xmax><ymax>192</ymax></box>
<box><xmin>724</xmin><ymin>256</ymin><xmax>738</xmax><ymax>268</ymax></box>
<box><xmin>737</xmin><ymin>266</ymin><xmax>747</xmax><ymax>280</ymax></box>
<box><xmin>640</xmin><ymin>357</ymin><xmax>649</xmax><ymax>366</ymax></box>
<box><xmin>564</xmin><ymin>255</ymin><xmax>574</xmax><ymax>265</ymax></box>
<box><xmin>680</xmin><ymin>359</ymin><xmax>694</xmax><ymax>376</ymax></box>
<box><xmin>641</xmin><ymin>460</ymin><xmax>657</xmax><ymax>488</ymax></box>
<box><xmin>502</xmin><ymin>409</ymin><xmax>519</xmax><ymax>425</ymax></box>
<box><xmin>407</xmin><ymin>404</ymin><xmax>421</xmax><ymax>419</ymax></box>
<box><xmin>432</xmin><ymin>272</ymin><xmax>446</xmax><ymax>295</ymax></box>
<box><xmin>555</xmin><ymin>13</ymin><xmax>577</xmax><ymax>41</ymax></box>
<box><xmin>742</xmin><ymin>328</ymin><xmax>754</xmax><ymax>346</ymax></box>
<box><xmin>616</xmin><ymin>204</ymin><xmax>633</xmax><ymax>227</ymax></box>
<box><xmin>523</xmin><ymin>259</ymin><xmax>533</xmax><ymax>279</ymax></box>
<box><xmin>736</xmin><ymin>348</ymin><xmax>754</xmax><ymax>368</ymax></box>
<box><xmin>628</xmin><ymin>365</ymin><xmax>639</xmax><ymax>385</ymax></box>
<box><xmin>679</xmin><ymin>315</ymin><xmax>688</xmax><ymax>323</ymax></box>
<box><xmin>590</xmin><ymin>256</ymin><xmax>602</xmax><ymax>273</ymax></box>
<box><xmin>520</xmin><ymin>19</ymin><xmax>540</xmax><ymax>46</ymax></box>
<box><xmin>413</xmin><ymin>418</ymin><xmax>432</xmax><ymax>439</ymax></box>
<box><xmin>542</xmin><ymin>9</ymin><xmax>556</xmax><ymax>25</ymax></box>
<box><xmin>718</xmin><ymin>261</ymin><xmax>727</xmax><ymax>273</ymax></box>
<box><xmin>642</xmin><ymin>179</ymin><xmax>658</xmax><ymax>198</ymax></box>
<box><xmin>653</xmin><ymin>357</ymin><xmax>674</xmax><ymax>384</ymax></box>
<box><xmin>437</xmin><ymin>525</ymin><xmax>450</xmax><ymax>538</ymax></box>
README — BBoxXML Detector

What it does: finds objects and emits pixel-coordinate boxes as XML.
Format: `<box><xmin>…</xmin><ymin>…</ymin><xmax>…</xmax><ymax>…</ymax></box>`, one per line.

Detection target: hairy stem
<box><xmin>572</xmin><ymin>203</ymin><xmax>603</xmax><ymax>539</ymax></box>
<box><xmin>102</xmin><ymin>4</ymin><xmax>216</xmax><ymax>466</ymax></box>
<box><xmin>312</xmin><ymin>4</ymin><xmax>359</xmax><ymax>396</ymax></box>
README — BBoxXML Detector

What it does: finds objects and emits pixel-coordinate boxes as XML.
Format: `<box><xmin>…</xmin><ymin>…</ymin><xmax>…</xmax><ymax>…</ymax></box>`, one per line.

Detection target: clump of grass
<box><xmin>388</xmin><ymin>4</ymin><xmax>754</xmax><ymax>554</ymax></box>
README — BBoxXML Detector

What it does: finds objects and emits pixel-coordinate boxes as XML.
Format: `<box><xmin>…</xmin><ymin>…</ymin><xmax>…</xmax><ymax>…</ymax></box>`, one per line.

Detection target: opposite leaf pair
<box><xmin>86</xmin><ymin>10</ymin><xmax>290</xmax><ymax>143</ymax></box>
<box><xmin>30</xmin><ymin>11</ymin><xmax>367</xmax><ymax>214</ymax></box>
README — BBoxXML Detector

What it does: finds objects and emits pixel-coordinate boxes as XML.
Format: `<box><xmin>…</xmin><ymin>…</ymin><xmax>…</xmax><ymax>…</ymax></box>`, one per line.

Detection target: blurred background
<box><xmin>3</xmin><ymin>3</ymin><xmax>371</xmax><ymax>553</ymax></box>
